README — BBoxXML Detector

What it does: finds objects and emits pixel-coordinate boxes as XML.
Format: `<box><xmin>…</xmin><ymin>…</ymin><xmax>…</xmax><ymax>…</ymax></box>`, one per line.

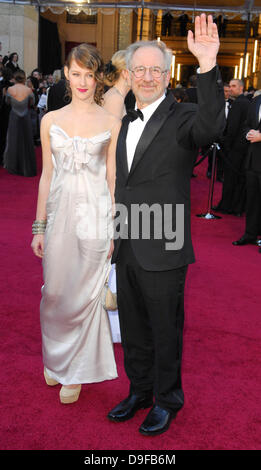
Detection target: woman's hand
<box><xmin>107</xmin><ymin>239</ymin><xmax>114</xmax><ymax>259</ymax></box>
<box><xmin>31</xmin><ymin>234</ymin><xmax>44</xmax><ymax>258</ymax></box>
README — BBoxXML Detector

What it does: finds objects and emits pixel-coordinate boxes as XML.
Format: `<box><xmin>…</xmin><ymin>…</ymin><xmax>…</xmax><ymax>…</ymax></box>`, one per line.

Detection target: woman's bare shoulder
<box><xmin>42</xmin><ymin>106</ymin><xmax>70</xmax><ymax>126</ymax></box>
<box><xmin>7</xmin><ymin>85</ymin><xmax>16</xmax><ymax>95</ymax></box>
<box><xmin>40</xmin><ymin>110</ymin><xmax>58</xmax><ymax>132</ymax></box>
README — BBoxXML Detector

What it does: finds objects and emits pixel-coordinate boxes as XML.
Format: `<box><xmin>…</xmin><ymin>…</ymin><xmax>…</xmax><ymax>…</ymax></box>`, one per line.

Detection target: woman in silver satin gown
<box><xmin>31</xmin><ymin>44</ymin><xmax>120</xmax><ymax>404</ymax></box>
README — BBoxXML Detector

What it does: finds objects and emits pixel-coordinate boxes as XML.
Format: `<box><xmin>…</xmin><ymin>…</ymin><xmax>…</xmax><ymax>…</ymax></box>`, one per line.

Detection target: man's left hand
<box><xmin>187</xmin><ymin>14</ymin><xmax>219</xmax><ymax>73</ymax></box>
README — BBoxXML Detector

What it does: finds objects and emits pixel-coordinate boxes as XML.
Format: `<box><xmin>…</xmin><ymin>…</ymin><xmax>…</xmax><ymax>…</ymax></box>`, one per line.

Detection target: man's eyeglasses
<box><xmin>130</xmin><ymin>66</ymin><xmax>167</xmax><ymax>79</ymax></box>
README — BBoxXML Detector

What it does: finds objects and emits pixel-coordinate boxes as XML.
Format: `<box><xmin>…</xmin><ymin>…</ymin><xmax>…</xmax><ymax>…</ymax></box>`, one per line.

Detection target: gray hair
<box><xmin>230</xmin><ymin>78</ymin><xmax>244</xmax><ymax>88</ymax></box>
<box><xmin>125</xmin><ymin>40</ymin><xmax>173</xmax><ymax>71</ymax></box>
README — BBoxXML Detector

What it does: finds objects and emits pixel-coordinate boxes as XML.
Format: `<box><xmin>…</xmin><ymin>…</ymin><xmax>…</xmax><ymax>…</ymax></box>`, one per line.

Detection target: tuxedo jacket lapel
<box><xmin>128</xmin><ymin>92</ymin><xmax>176</xmax><ymax>179</ymax></box>
<box><xmin>117</xmin><ymin>114</ymin><xmax>129</xmax><ymax>180</ymax></box>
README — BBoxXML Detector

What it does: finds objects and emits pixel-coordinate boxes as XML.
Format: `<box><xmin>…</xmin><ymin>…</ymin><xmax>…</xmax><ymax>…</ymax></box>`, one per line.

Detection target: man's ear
<box><xmin>165</xmin><ymin>70</ymin><xmax>171</xmax><ymax>88</ymax></box>
<box><xmin>125</xmin><ymin>69</ymin><xmax>132</xmax><ymax>87</ymax></box>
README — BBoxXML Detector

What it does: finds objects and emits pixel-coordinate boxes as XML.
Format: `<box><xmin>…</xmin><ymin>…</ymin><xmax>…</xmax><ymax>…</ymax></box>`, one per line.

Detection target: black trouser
<box><xmin>116</xmin><ymin>240</ymin><xmax>188</xmax><ymax>413</ymax></box>
<box><xmin>245</xmin><ymin>169</ymin><xmax>261</xmax><ymax>238</ymax></box>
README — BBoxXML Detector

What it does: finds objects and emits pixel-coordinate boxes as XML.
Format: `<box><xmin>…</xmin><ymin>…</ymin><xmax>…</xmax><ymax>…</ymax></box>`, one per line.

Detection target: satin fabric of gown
<box><xmin>3</xmin><ymin>91</ymin><xmax>37</xmax><ymax>176</ymax></box>
<box><xmin>40</xmin><ymin>124</ymin><xmax>118</xmax><ymax>385</ymax></box>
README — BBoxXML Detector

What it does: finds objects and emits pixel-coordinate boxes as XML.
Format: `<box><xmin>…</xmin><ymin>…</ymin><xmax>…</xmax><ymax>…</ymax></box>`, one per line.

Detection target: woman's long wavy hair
<box><xmin>65</xmin><ymin>43</ymin><xmax>104</xmax><ymax>105</ymax></box>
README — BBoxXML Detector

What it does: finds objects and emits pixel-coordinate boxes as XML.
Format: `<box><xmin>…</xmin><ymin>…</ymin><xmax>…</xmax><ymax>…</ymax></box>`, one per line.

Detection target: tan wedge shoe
<box><xmin>44</xmin><ymin>368</ymin><xmax>59</xmax><ymax>386</ymax></box>
<box><xmin>59</xmin><ymin>385</ymin><xmax>82</xmax><ymax>404</ymax></box>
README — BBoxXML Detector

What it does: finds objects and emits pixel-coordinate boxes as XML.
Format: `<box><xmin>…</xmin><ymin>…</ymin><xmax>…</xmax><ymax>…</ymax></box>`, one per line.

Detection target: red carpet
<box><xmin>0</xmin><ymin>149</ymin><xmax>260</xmax><ymax>450</ymax></box>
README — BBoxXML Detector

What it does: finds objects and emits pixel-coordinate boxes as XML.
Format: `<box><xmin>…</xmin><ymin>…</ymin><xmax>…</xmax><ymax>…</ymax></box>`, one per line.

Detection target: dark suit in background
<box><xmin>243</xmin><ymin>95</ymin><xmax>261</xmax><ymax>239</ymax></box>
<box><xmin>207</xmin><ymin>97</ymin><xmax>233</xmax><ymax>180</ymax></box>
<box><xmin>185</xmin><ymin>87</ymin><xmax>197</xmax><ymax>104</ymax></box>
<box><xmin>47</xmin><ymin>79</ymin><xmax>69</xmax><ymax>111</ymax></box>
<box><xmin>216</xmin><ymin>93</ymin><xmax>250</xmax><ymax>214</ymax></box>
<box><xmin>112</xmin><ymin>66</ymin><xmax>225</xmax><ymax>413</ymax></box>
<box><xmin>5</xmin><ymin>61</ymin><xmax>20</xmax><ymax>75</ymax></box>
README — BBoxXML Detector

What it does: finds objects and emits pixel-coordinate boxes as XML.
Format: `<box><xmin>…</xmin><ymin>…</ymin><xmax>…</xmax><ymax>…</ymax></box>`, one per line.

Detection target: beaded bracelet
<box><xmin>32</xmin><ymin>220</ymin><xmax>47</xmax><ymax>235</ymax></box>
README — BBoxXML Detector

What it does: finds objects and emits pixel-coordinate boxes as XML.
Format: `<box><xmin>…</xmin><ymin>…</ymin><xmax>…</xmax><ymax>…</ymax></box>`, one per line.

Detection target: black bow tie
<box><xmin>127</xmin><ymin>108</ymin><xmax>144</xmax><ymax>122</ymax></box>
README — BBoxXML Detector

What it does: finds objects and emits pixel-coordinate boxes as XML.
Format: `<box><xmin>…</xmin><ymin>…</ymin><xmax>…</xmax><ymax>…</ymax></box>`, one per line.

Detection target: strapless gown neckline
<box><xmin>50</xmin><ymin>123</ymin><xmax>111</xmax><ymax>142</ymax></box>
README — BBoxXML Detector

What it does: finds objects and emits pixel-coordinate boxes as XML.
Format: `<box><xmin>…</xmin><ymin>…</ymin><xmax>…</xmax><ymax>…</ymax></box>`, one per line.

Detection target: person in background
<box><xmin>103</xmin><ymin>50</ymin><xmax>130</xmax><ymax>119</ymax></box>
<box><xmin>27</xmin><ymin>75</ymin><xmax>40</xmax><ymax>144</ymax></box>
<box><xmin>37</xmin><ymin>86</ymin><xmax>48</xmax><ymax>124</ymax></box>
<box><xmin>5</xmin><ymin>52</ymin><xmax>20</xmax><ymax>74</ymax></box>
<box><xmin>214</xmin><ymin>79</ymin><xmax>250</xmax><ymax>216</ymax></box>
<box><xmin>31</xmin><ymin>69</ymin><xmax>42</xmax><ymax>81</ymax></box>
<box><xmin>186</xmin><ymin>74</ymin><xmax>197</xmax><ymax>103</ymax></box>
<box><xmin>3</xmin><ymin>69</ymin><xmax>36</xmax><ymax>176</ymax></box>
<box><xmin>245</xmin><ymin>86</ymin><xmax>256</xmax><ymax>101</ymax></box>
<box><xmin>232</xmin><ymin>93</ymin><xmax>261</xmax><ymax>249</ymax></box>
<box><xmin>52</xmin><ymin>69</ymin><xmax>61</xmax><ymax>85</ymax></box>
<box><xmin>161</xmin><ymin>12</ymin><xmax>173</xmax><ymax>37</ymax></box>
<box><xmin>171</xmin><ymin>87</ymin><xmax>189</xmax><ymax>103</ymax></box>
<box><xmin>207</xmin><ymin>83</ymin><xmax>232</xmax><ymax>182</ymax></box>
<box><xmin>46</xmin><ymin>67</ymin><xmax>69</xmax><ymax>111</ymax></box>
<box><xmin>0</xmin><ymin>67</ymin><xmax>14</xmax><ymax>165</ymax></box>
<box><xmin>47</xmin><ymin>74</ymin><xmax>54</xmax><ymax>87</ymax></box>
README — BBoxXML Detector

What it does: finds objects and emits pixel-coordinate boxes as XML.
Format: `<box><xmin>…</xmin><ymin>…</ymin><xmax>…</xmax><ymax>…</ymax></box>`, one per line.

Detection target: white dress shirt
<box><xmin>225</xmin><ymin>100</ymin><xmax>230</xmax><ymax>119</ymax></box>
<box><xmin>126</xmin><ymin>93</ymin><xmax>166</xmax><ymax>172</ymax></box>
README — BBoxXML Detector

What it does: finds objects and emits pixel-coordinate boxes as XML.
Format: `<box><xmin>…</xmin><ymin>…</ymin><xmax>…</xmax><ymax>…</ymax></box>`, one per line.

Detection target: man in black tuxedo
<box><xmin>208</xmin><ymin>83</ymin><xmax>233</xmax><ymax>181</ymax></box>
<box><xmin>214</xmin><ymin>79</ymin><xmax>250</xmax><ymax>215</ymax></box>
<box><xmin>107</xmin><ymin>14</ymin><xmax>225</xmax><ymax>436</ymax></box>
<box><xmin>232</xmin><ymin>94</ymin><xmax>261</xmax><ymax>249</ymax></box>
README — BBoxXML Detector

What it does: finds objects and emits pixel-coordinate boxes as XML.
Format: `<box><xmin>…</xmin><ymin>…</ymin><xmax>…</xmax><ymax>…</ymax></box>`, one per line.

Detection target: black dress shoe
<box><xmin>232</xmin><ymin>236</ymin><xmax>257</xmax><ymax>246</ymax></box>
<box><xmin>139</xmin><ymin>405</ymin><xmax>175</xmax><ymax>436</ymax></box>
<box><xmin>259</xmin><ymin>247</ymin><xmax>261</xmax><ymax>253</ymax></box>
<box><xmin>212</xmin><ymin>206</ymin><xmax>229</xmax><ymax>214</ymax></box>
<box><xmin>107</xmin><ymin>394</ymin><xmax>153</xmax><ymax>422</ymax></box>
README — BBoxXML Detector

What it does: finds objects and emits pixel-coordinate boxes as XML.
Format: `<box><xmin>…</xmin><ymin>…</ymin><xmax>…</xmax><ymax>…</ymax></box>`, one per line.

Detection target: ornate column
<box><xmin>156</xmin><ymin>10</ymin><xmax>163</xmax><ymax>38</ymax></box>
<box><xmin>118</xmin><ymin>9</ymin><xmax>133</xmax><ymax>50</ymax></box>
<box><xmin>136</xmin><ymin>8</ymin><xmax>151</xmax><ymax>41</ymax></box>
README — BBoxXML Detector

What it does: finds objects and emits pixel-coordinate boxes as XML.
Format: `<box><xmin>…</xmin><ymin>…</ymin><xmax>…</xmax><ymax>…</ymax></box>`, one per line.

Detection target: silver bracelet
<box><xmin>32</xmin><ymin>219</ymin><xmax>47</xmax><ymax>235</ymax></box>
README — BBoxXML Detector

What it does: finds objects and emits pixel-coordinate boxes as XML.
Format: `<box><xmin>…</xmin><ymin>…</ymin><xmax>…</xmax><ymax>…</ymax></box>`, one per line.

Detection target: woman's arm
<box><xmin>106</xmin><ymin>118</ymin><xmax>121</xmax><ymax>209</ymax></box>
<box><xmin>106</xmin><ymin>118</ymin><xmax>121</xmax><ymax>258</ymax></box>
<box><xmin>31</xmin><ymin>112</ymin><xmax>54</xmax><ymax>258</ymax></box>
